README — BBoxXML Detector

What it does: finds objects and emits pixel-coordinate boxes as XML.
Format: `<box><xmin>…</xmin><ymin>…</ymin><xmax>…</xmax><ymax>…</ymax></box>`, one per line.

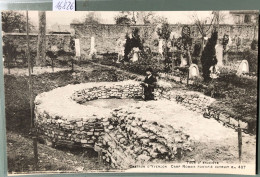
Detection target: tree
<box><xmin>3</xmin><ymin>39</ymin><xmax>17</xmax><ymax>74</ymax></box>
<box><xmin>1</xmin><ymin>11</ymin><xmax>34</xmax><ymax>33</ymax></box>
<box><xmin>36</xmin><ymin>11</ymin><xmax>46</xmax><ymax>66</ymax></box>
<box><xmin>83</xmin><ymin>12</ymin><xmax>101</xmax><ymax>25</ymax></box>
<box><xmin>115</xmin><ymin>11</ymin><xmax>134</xmax><ymax>25</ymax></box>
<box><xmin>135</xmin><ymin>11</ymin><xmax>155</xmax><ymax>24</ymax></box>
<box><xmin>192</xmin><ymin>13</ymin><xmax>214</xmax><ymax>56</ymax></box>
<box><xmin>115</xmin><ymin>15</ymin><xmax>132</xmax><ymax>25</ymax></box>
<box><xmin>157</xmin><ymin>23</ymin><xmax>172</xmax><ymax>72</ymax></box>
<box><xmin>191</xmin><ymin>11</ymin><xmax>226</xmax><ymax>55</ymax></box>
<box><xmin>115</xmin><ymin>11</ymin><xmax>157</xmax><ymax>25</ymax></box>
<box><xmin>124</xmin><ymin>28</ymin><xmax>143</xmax><ymax>62</ymax></box>
<box><xmin>149</xmin><ymin>15</ymin><xmax>168</xmax><ymax>24</ymax></box>
<box><xmin>157</xmin><ymin>23</ymin><xmax>171</xmax><ymax>41</ymax></box>
<box><xmin>201</xmin><ymin>30</ymin><xmax>218</xmax><ymax>81</ymax></box>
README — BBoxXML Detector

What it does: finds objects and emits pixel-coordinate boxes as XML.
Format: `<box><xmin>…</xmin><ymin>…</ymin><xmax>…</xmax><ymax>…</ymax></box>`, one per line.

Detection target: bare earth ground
<box><xmin>3</xmin><ymin>67</ymin><xmax>71</xmax><ymax>76</ymax></box>
<box><xmin>126</xmin><ymin>100</ymin><xmax>256</xmax><ymax>164</ymax></box>
<box><xmin>4</xmin><ymin>62</ymin><xmax>257</xmax><ymax>173</ymax></box>
<box><xmin>7</xmin><ymin>131</ymin><xmax>108</xmax><ymax>173</ymax></box>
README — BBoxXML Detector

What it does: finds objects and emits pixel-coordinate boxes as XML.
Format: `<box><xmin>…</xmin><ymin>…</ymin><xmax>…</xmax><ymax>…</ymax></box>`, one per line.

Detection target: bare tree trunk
<box><xmin>187</xmin><ymin>49</ymin><xmax>192</xmax><ymax>65</ymax></box>
<box><xmin>36</xmin><ymin>11</ymin><xmax>46</xmax><ymax>66</ymax></box>
<box><xmin>200</xmin><ymin>37</ymin><xmax>205</xmax><ymax>56</ymax></box>
<box><xmin>26</xmin><ymin>10</ymin><xmax>38</xmax><ymax>171</ymax></box>
<box><xmin>7</xmin><ymin>55</ymin><xmax>10</xmax><ymax>74</ymax></box>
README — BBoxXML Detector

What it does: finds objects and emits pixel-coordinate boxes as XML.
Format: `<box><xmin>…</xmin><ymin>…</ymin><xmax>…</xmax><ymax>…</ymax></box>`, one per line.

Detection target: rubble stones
<box><xmin>34</xmin><ymin>80</ymin><xmax>248</xmax><ymax>169</ymax></box>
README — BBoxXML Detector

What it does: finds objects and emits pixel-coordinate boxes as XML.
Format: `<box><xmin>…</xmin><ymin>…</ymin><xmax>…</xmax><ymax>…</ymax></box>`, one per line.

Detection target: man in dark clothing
<box><xmin>140</xmin><ymin>68</ymin><xmax>157</xmax><ymax>101</ymax></box>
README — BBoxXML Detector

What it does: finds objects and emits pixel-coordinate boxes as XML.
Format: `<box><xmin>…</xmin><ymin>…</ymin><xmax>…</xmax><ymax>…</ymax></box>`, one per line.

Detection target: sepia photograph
<box><xmin>1</xmin><ymin>10</ymin><xmax>258</xmax><ymax>175</ymax></box>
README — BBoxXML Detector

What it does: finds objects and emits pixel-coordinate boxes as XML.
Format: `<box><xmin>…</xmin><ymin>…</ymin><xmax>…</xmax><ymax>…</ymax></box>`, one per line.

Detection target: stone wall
<box><xmin>34</xmin><ymin>81</ymin><xmax>193</xmax><ymax>168</ymax></box>
<box><xmin>156</xmin><ymin>74</ymin><xmax>250</xmax><ymax>132</ymax></box>
<box><xmin>71</xmin><ymin>23</ymin><xmax>258</xmax><ymax>57</ymax></box>
<box><xmin>34</xmin><ymin>79</ymin><xmax>250</xmax><ymax>168</ymax></box>
<box><xmin>71</xmin><ymin>82</ymin><xmax>143</xmax><ymax>104</ymax></box>
<box><xmin>3</xmin><ymin>23</ymin><xmax>258</xmax><ymax>59</ymax></box>
<box><xmin>170</xmin><ymin>91</ymin><xmax>249</xmax><ymax>130</ymax></box>
<box><xmin>2</xmin><ymin>33</ymin><xmax>72</xmax><ymax>55</ymax></box>
<box><xmin>96</xmin><ymin>107</ymin><xmax>192</xmax><ymax>168</ymax></box>
<box><xmin>35</xmin><ymin>81</ymin><xmax>143</xmax><ymax>148</ymax></box>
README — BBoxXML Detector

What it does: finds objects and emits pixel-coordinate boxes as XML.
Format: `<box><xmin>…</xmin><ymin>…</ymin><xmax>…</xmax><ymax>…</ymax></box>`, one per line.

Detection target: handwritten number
<box><xmin>63</xmin><ymin>0</ymin><xmax>67</xmax><ymax>9</ymax></box>
<box><xmin>67</xmin><ymin>2</ymin><xmax>71</xmax><ymax>10</ymax></box>
<box><xmin>54</xmin><ymin>0</ymin><xmax>74</xmax><ymax>11</ymax></box>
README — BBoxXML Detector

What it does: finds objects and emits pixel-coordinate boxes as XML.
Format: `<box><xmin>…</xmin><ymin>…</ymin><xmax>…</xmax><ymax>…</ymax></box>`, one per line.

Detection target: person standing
<box><xmin>140</xmin><ymin>68</ymin><xmax>157</xmax><ymax>101</ymax></box>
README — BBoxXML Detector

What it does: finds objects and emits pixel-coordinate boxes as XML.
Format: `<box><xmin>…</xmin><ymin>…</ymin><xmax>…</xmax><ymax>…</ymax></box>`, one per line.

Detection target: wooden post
<box><xmin>186</xmin><ymin>46</ymin><xmax>192</xmax><ymax>86</ymax></box>
<box><xmin>238</xmin><ymin>120</ymin><xmax>242</xmax><ymax>163</ymax></box>
<box><xmin>187</xmin><ymin>69</ymin><xmax>189</xmax><ymax>86</ymax></box>
<box><xmin>177</xmin><ymin>147</ymin><xmax>182</xmax><ymax>162</ymax></box>
<box><xmin>51</xmin><ymin>58</ymin><xmax>54</xmax><ymax>72</ymax></box>
<box><xmin>7</xmin><ymin>56</ymin><xmax>10</xmax><ymax>74</ymax></box>
<box><xmin>98</xmin><ymin>150</ymin><xmax>103</xmax><ymax>165</ymax></box>
<box><xmin>26</xmin><ymin>11</ymin><xmax>38</xmax><ymax>171</ymax></box>
<box><xmin>71</xmin><ymin>59</ymin><xmax>74</xmax><ymax>71</ymax></box>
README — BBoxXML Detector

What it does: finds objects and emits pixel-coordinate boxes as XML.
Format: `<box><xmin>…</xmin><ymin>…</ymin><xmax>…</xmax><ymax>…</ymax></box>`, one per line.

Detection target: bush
<box><xmin>251</xmin><ymin>39</ymin><xmax>258</xmax><ymax>50</ymax></box>
<box><xmin>3</xmin><ymin>39</ymin><xmax>18</xmax><ymax>70</ymax></box>
<box><xmin>124</xmin><ymin>57</ymin><xmax>164</xmax><ymax>75</ymax></box>
<box><xmin>200</xmin><ymin>31</ymin><xmax>218</xmax><ymax>82</ymax></box>
<box><xmin>124</xmin><ymin>28</ymin><xmax>143</xmax><ymax>62</ymax></box>
<box><xmin>242</xmin><ymin>49</ymin><xmax>258</xmax><ymax>73</ymax></box>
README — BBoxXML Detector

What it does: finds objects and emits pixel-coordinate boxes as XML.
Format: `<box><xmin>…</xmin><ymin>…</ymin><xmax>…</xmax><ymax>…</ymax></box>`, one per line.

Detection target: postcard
<box><xmin>1</xmin><ymin>10</ymin><xmax>258</xmax><ymax>175</ymax></box>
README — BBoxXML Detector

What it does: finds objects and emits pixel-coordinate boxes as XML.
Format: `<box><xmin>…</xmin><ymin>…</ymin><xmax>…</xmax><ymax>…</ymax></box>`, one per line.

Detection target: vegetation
<box><xmin>84</xmin><ymin>12</ymin><xmax>101</xmax><ymax>25</ymax></box>
<box><xmin>114</xmin><ymin>11</ymin><xmax>167</xmax><ymax>25</ymax></box>
<box><xmin>36</xmin><ymin>11</ymin><xmax>47</xmax><ymax>66</ymax></box>
<box><xmin>251</xmin><ymin>39</ymin><xmax>258</xmax><ymax>51</ymax></box>
<box><xmin>242</xmin><ymin>49</ymin><xmax>258</xmax><ymax>73</ymax></box>
<box><xmin>1</xmin><ymin>11</ymin><xmax>34</xmax><ymax>33</ymax></box>
<box><xmin>124</xmin><ymin>28</ymin><xmax>143</xmax><ymax>62</ymax></box>
<box><xmin>200</xmin><ymin>30</ymin><xmax>218</xmax><ymax>81</ymax></box>
<box><xmin>3</xmin><ymin>39</ymin><xmax>17</xmax><ymax>74</ymax></box>
<box><xmin>115</xmin><ymin>15</ymin><xmax>132</xmax><ymax>25</ymax></box>
<box><xmin>157</xmin><ymin>23</ymin><xmax>172</xmax><ymax>72</ymax></box>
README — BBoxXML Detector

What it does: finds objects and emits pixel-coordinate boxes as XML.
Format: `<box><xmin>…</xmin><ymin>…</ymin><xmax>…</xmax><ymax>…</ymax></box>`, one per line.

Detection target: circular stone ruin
<box><xmin>35</xmin><ymin>80</ymin><xmax>193</xmax><ymax>168</ymax></box>
<box><xmin>34</xmin><ymin>79</ymin><xmax>249</xmax><ymax>169</ymax></box>
<box><xmin>34</xmin><ymin>81</ymin><xmax>144</xmax><ymax>148</ymax></box>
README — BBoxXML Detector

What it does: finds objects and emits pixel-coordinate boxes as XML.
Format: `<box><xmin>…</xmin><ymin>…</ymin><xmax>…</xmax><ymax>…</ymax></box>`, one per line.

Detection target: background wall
<box><xmin>2</xmin><ymin>23</ymin><xmax>258</xmax><ymax>60</ymax></box>
<box><xmin>2</xmin><ymin>33</ymin><xmax>71</xmax><ymax>54</ymax></box>
<box><xmin>71</xmin><ymin>23</ymin><xmax>258</xmax><ymax>57</ymax></box>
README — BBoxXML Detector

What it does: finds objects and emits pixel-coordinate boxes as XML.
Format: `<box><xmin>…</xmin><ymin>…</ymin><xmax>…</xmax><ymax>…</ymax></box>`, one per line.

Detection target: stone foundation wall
<box><xmin>71</xmin><ymin>83</ymin><xmax>143</xmax><ymax>104</ymax></box>
<box><xmin>96</xmin><ymin>108</ymin><xmax>192</xmax><ymax>169</ymax></box>
<box><xmin>156</xmin><ymin>88</ymin><xmax>249</xmax><ymax>131</ymax></box>
<box><xmin>36</xmin><ymin>112</ymin><xmax>106</xmax><ymax>148</ymax></box>
<box><xmin>35</xmin><ymin>81</ymin><xmax>144</xmax><ymax>148</ymax></box>
<box><xmin>173</xmin><ymin>92</ymin><xmax>248</xmax><ymax>129</ymax></box>
<box><xmin>34</xmin><ymin>80</ymin><xmax>250</xmax><ymax>169</ymax></box>
<box><xmin>34</xmin><ymin>81</ymin><xmax>193</xmax><ymax>168</ymax></box>
<box><xmin>157</xmin><ymin>74</ymin><xmax>251</xmax><ymax>132</ymax></box>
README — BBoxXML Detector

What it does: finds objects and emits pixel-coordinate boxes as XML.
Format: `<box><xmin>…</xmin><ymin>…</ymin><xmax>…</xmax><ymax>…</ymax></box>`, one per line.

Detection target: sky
<box><xmin>25</xmin><ymin>11</ymin><xmax>233</xmax><ymax>28</ymax></box>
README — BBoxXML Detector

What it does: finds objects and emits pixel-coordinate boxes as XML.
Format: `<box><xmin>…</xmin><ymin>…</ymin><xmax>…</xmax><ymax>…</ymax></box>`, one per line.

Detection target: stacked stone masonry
<box><xmin>35</xmin><ymin>80</ymin><xmax>249</xmax><ymax>168</ymax></box>
<box><xmin>3</xmin><ymin>23</ymin><xmax>258</xmax><ymax>59</ymax></box>
<box><xmin>70</xmin><ymin>23</ymin><xmax>258</xmax><ymax>57</ymax></box>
